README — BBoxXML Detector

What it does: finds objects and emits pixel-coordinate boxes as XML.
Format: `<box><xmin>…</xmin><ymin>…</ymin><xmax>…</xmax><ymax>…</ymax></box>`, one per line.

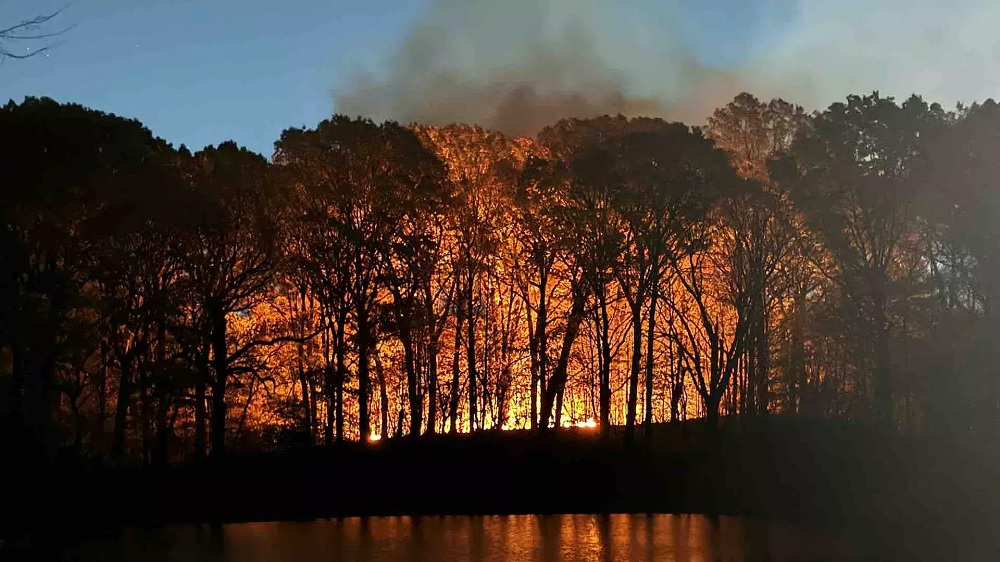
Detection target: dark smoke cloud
<box><xmin>335</xmin><ymin>0</ymin><xmax>1000</xmax><ymax>136</ymax></box>
<box><xmin>334</xmin><ymin>0</ymin><xmax>748</xmax><ymax>136</ymax></box>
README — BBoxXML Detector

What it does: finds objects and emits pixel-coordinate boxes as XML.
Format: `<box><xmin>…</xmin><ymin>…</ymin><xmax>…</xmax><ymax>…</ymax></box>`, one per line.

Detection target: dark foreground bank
<box><xmin>4</xmin><ymin>417</ymin><xmax>1000</xmax><ymax>559</ymax></box>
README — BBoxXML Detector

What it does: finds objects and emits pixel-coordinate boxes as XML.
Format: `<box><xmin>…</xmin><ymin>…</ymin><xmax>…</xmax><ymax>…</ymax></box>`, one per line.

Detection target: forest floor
<box><xmin>4</xmin><ymin>416</ymin><xmax>999</xmax><ymax>558</ymax></box>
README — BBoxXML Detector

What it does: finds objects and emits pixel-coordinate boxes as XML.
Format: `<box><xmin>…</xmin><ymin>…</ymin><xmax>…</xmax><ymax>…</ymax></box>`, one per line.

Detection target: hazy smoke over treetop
<box><xmin>334</xmin><ymin>0</ymin><xmax>745</xmax><ymax>136</ymax></box>
<box><xmin>752</xmin><ymin>0</ymin><xmax>1000</xmax><ymax>108</ymax></box>
<box><xmin>335</xmin><ymin>0</ymin><xmax>1000</xmax><ymax>136</ymax></box>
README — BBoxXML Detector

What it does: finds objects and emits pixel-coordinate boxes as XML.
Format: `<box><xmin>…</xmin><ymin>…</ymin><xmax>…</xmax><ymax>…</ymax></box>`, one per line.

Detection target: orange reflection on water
<box><xmin>81</xmin><ymin>514</ymin><xmax>863</xmax><ymax>562</ymax></box>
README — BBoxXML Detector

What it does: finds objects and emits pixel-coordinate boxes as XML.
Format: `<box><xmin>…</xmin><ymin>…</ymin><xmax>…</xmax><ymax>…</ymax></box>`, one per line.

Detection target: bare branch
<box><xmin>0</xmin><ymin>7</ymin><xmax>73</xmax><ymax>61</ymax></box>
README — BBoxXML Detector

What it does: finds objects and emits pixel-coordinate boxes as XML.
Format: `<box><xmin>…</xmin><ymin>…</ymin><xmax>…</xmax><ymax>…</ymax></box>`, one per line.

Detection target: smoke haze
<box><xmin>335</xmin><ymin>0</ymin><xmax>1000</xmax><ymax>137</ymax></box>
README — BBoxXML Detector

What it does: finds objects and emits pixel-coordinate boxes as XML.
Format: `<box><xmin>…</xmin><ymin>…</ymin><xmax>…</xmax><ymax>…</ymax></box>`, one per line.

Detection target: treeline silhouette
<box><xmin>2</xmin><ymin>91</ymin><xmax>999</xmax><ymax>471</ymax></box>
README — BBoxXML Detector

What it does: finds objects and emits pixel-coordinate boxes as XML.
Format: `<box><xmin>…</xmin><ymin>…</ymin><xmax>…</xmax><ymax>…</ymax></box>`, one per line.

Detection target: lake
<box><xmin>65</xmin><ymin>514</ymin><xmax>861</xmax><ymax>561</ymax></box>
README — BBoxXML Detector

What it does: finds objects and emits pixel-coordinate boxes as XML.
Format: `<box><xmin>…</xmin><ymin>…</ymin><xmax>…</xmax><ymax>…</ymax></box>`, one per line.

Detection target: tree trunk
<box><xmin>9</xmin><ymin>342</ymin><xmax>24</xmax><ymax>450</ymax></box>
<box><xmin>670</xmin><ymin>379</ymin><xmax>683</xmax><ymax>423</ymax></box>
<box><xmin>356</xmin><ymin>304</ymin><xmax>374</xmax><ymax>442</ymax></box>
<box><xmin>209</xmin><ymin>302</ymin><xmax>228</xmax><ymax>459</ymax></box>
<box><xmin>402</xmin><ymin>329</ymin><xmax>421</xmax><ymax>437</ymax></box>
<box><xmin>298</xmin><ymin>353</ymin><xmax>311</xmax><ymax>442</ymax></box>
<box><xmin>744</xmin><ymin>346</ymin><xmax>752</xmax><ymax>414</ymax></box>
<box><xmin>33</xmin><ymin>295</ymin><xmax>61</xmax><ymax>464</ymax></box>
<box><xmin>554</xmin><ymin>386</ymin><xmax>564</xmax><ymax>428</ymax></box>
<box><xmin>706</xmin><ymin>391</ymin><xmax>722</xmax><ymax>431</ymax></box>
<box><xmin>644</xmin><ymin>282</ymin><xmax>659</xmax><ymax>432</ymax></box>
<box><xmin>527</xmin><ymin>292</ymin><xmax>539</xmax><ymax>431</ymax></box>
<box><xmin>321</xmin><ymin>315</ymin><xmax>334</xmax><ymax>447</ymax></box>
<box><xmin>376</xmin><ymin>353</ymin><xmax>389</xmax><ymax>439</ymax></box>
<box><xmin>194</xmin><ymin>343</ymin><xmax>208</xmax><ymax>460</ymax></box>
<box><xmin>534</xmin><ymin>268</ymin><xmax>549</xmax><ymax>430</ymax></box>
<box><xmin>872</xmin><ymin>282</ymin><xmax>892</xmax><ymax>428</ymax></box>
<box><xmin>395</xmin><ymin>408</ymin><xmax>405</xmax><ymax>438</ymax></box>
<box><xmin>426</xmin><ymin>338</ymin><xmax>439</xmax><ymax>435</ymax></box>
<box><xmin>10</xmin><ymin>342</ymin><xmax>52</xmax><ymax>469</ymax></box>
<box><xmin>597</xmin><ymin>286</ymin><xmax>612</xmax><ymax>437</ymax></box>
<box><xmin>323</xmin><ymin>363</ymin><xmax>334</xmax><ymax>446</ymax></box>
<box><xmin>335</xmin><ymin>308</ymin><xmax>347</xmax><ymax>443</ymax></box>
<box><xmin>96</xmin><ymin>341</ymin><xmax>109</xmax><ymax>455</ymax></box>
<box><xmin>756</xmin><ymin>308</ymin><xmax>769</xmax><ymax>415</ymax></box>
<box><xmin>540</xmin><ymin>284</ymin><xmax>588</xmax><ymax>431</ymax></box>
<box><xmin>154</xmin><ymin>399</ymin><xmax>170</xmax><ymax>465</ymax></box>
<box><xmin>296</xmin><ymin>289</ymin><xmax>311</xmax><ymax>443</ymax></box>
<box><xmin>154</xmin><ymin>321</ymin><xmax>170</xmax><ymax>465</ymax></box>
<box><xmin>787</xmin><ymin>289</ymin><xmax>805</xmax><ymax>415</ymax></box>
<box><xmin>449</xmin><ymin>302</ymin><xmax>464</xmax><ymax>434</ymax></box>
<box><xmin>466</xmin><ymin>278</ymin><xmax>478</xmax><ymax>433</ymax></box>
<box><xmin>111</xmin><ymin>355</ymin><xmax>133</xmax><ymax>460</ymax></box>
<box><xmin>68</xmin><ymin>391</ymin><xmax>84</xmax><ymax>456</ymax></box>
<box><xmin>624</xmin><ymin>307</ymin><xmax>643</xmax><ymax>442</ymax></box>
<box><xmin>140</xmin><ymin>376</ymin><xmax>153</xmax><ymax>464</ymax></box>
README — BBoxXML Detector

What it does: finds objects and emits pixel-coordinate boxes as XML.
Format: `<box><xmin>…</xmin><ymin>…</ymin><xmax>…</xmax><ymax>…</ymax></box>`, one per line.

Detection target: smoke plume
<box><xmin>335</xmin><ymin>0</ymin><xmax>1000</xmax><ymax>137</ymax></box>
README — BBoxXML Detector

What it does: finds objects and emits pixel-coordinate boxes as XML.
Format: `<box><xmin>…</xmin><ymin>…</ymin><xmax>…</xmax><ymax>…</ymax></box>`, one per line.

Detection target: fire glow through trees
<box><xmin>4</xmin><ymin>90</ymin><xmax>999</xmax><ymax>463</ymax></box>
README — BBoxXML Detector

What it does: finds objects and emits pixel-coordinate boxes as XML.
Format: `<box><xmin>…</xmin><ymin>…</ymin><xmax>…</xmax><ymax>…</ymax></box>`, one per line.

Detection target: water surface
<box><xmin>70</xmin><ymin>514</ymin><xmax>860</xmax><ymax>561</ymax></box>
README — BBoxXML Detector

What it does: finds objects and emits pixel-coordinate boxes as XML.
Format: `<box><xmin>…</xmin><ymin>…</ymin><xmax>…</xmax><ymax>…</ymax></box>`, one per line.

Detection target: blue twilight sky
<box><xmin>0</xmin><ymin>0</ymin><xmax>779</xmax><ymax>157</ymax></box>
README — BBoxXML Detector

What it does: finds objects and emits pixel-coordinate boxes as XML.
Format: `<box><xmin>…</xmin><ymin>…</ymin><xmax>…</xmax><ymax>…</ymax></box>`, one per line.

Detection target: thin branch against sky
<box><xmin>0</xmin><ymin>7</ymin><xmax>73</xmax><ymax>61</ymax></box>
